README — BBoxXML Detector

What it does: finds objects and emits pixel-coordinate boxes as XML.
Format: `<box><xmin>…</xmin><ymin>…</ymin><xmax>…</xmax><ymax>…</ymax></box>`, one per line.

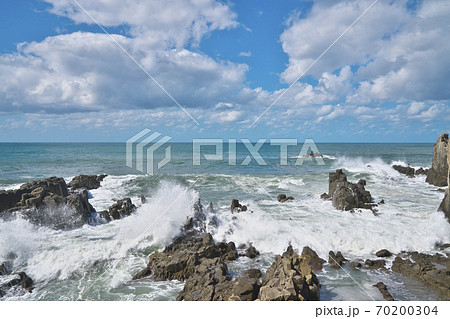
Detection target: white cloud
<box><xmin>238</xmin><ymin>51</ymin><xmax>252</xmax><ymax>57</ymax></box>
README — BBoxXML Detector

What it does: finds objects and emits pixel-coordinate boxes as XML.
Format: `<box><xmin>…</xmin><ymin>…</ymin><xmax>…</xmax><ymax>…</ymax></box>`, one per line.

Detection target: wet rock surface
<box><xmin>426</xmin><ymin>133</ymin><xmax>449</xmax><ymax>187</ymax></box>
<box><xmin>324</xmin><ymin>169</ymin><xmax>376</xmax><ymax>211</ymax></box>
<box><xmin>68</xmin><ymin>174</ymin><xmax>107</xmax><ymax>190</ymax></box>
<box><xmin>231</xmin><ymin>199</ymin><xmax>247</xmax><ymax>213</ymax></box>
<box><xmin>0</xmin><ymin>272</ymin><xmax>34</xmax><ymax>298</ymax></box>
<box><xmin>277</xmin><ymin>194</ymin><xmax>294</xmax><ymax>202</ymax></box>
<box><xmin>373</xmin><ymin>282</ymin><xmax>394</xmax><ymax>301</ymax></box>
<box><xmin>99</xmin><ymin>198</ymin><xmax>136</xmax><ymax>221</ymax></box>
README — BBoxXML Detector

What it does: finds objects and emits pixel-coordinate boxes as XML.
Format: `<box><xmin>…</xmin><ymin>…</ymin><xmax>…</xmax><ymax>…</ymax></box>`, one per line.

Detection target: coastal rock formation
<box><xmin>376</xmin><ymin>249</ymin><xmax>392</xmax><ymax>258</ymax></box>
<box><xmin>373</xmin><ymin>282</ymin><xmax>394</xmax><ymax>301</ymax></box>
<box><xmin>393</xmin><ymin>165</ymin><xmax>428</xmax><ymax>177</ymax></box>
<box><xmin>364</xmin><ymin>259</ymin><xmax>386</xmax><ymax>269</ymax></box>
<box><xmin>426</xmin><ymin>133</ymin><xmax>449</xmax><ymax>187</ymax></box>
<box><xmin>328</xmin><ymin>251</ymin><xmax>346</xmax><ymax>269</ymax></box>
<box><xmin>277</xmin><ymin>194</ymin><xmax>294</xmax><ymax>202</ymax></box>
<box><xmin>244</xmin><ymin>245</ymin><xmax>260</xmax><ymax>259</ymax></box>
<box><xmin>0</xmin><ymin>177</ymin><xmax>96</xmax><ymax>228</ymax></box>
<box><xmin>392</xmin><ymin>252</ymin><xmax>450</xmax><ymax>299</ymax></box>
<box><xmin>231</xmin><ymin>199</ymin><xmax>247</xmax><ymax>213</ymax></box>
<box><xmin>324</xmin><ymin>169</ymin><xmax>375</xmax><ymax>211</ymax></box>
<box><xmin>68</xmin><ymin>174</ymin><xmax>107</xmax><ymax>190</ymax></box>
<box><xmin>258</xmin><ymin>245</ymin><xmax>320</xmax><ymax>301</ymax></box>
<box><xmin>99</xmin><ymin>198</ymin><xmax>136</xmax><ymax>221</ymax></box>
<box><xmin>301</xmin><ymin>246</ymin><xmax>326</xmax><ymax>271</ymax></box>
<box><xmin>0</xmin><ymin>272</ymin><xmax>34</xmax><ymax>298</ymax></box>
<box><xmin>438</xmin><ymin>136</ymin><xmax>450</xmax><ymax>222</ymax></box>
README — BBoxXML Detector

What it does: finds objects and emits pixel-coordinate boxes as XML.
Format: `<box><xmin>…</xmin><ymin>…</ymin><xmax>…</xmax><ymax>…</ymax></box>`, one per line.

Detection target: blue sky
<box><xmin>0</xmin><ymin>0</ymin><xmax>448</xmax><ymax>142</ymax></box>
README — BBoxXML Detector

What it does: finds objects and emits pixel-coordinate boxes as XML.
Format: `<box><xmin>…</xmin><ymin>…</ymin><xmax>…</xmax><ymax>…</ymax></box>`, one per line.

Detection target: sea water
<box><xmin>0</xmin><ymin>143</ymin><xmax>448</xmax><ymax>300</ymax></box>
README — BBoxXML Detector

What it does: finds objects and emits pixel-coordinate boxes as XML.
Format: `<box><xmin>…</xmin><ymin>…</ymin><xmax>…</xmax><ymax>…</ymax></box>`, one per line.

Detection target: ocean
<box><xmin>0</xmin><ymin>142</ymin><xmax>449</xmax><ymax>300</ymax></box>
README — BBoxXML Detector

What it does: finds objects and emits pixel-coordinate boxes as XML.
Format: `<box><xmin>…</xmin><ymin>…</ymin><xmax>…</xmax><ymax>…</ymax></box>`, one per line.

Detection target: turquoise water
<box><xmin>0</xmin><ymin>142</ymin><xmax>449</xmax><ymax>301</ymax></box>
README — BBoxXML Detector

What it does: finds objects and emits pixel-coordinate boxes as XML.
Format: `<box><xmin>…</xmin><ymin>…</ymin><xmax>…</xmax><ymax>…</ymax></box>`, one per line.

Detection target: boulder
<box><xmin>301</xmin><ymin>246</ymin><xmax>326</xmax><ymax>271</ymax></box>
<box><xmin>230</xmin><ymin>269</ymin><xmax>262</xmax><ymax>301</ymax></box>
<box><xmin>329</xmin><ymin>251</ymin><xmax>346</xmax><ymax>269</ymax></box>
<box><xmin>245</xmin><ymin>245</ymin><xmax>260</xmax><ymax>259</ymax></box>
<box><xmin>231</xmin><ymin>199</ymin><xmax>247</xmax><ymax>213</ymax></box>
<box><xmin>0</xmin><ymin>272</ymin><xmax>34</xmax><ymax>298</ymax></box>
<box><xmin>373</xmin><ymin>282</ymin><xmax>394</xmax><ymax>301</ymax></box>
<box><xmin>258</xmin><ymin>246</ymin><xmax>320</xmax><ymax>301</ymax></box>
<box><xmin>68</xmin><ymin>174</ymin><xmax>107</xmax><ymax>190</ymax></box>
<box><xmin>393</xmin><ymin>165</ymin><xmax>415</xmax><ymax>177</ymax></box>
<box><xmin>325</xmin><ymin>169</ymin><xmax>374</xmax><ymax>211</ymax></box>
<box><xmin>392</xmin><ymin>252</ymin><xmax>450</xmax><ymax>299</ymax></box>
<box><xmin>426</xmin><ymin>133</ymin><xmax>449</xmax><ymax>187</ymax></box>
<box><xmin>102</xmin><ymin>198</ymin><xmax>136</xmax><ymax>221</ymax></box>
<box><xmin>376</xmin><ymin>249</ymin><xmax>392</xmax><ymax>258</ymax></box>
<box><xmin>277</xmin><ymin>194</ymin><xmax>294</xmax><ymax>202</ymax></box>
<box><xmin>364</xmin><ymin>259</ymin><xmax>386</xmax><ymax>269</ymax></box>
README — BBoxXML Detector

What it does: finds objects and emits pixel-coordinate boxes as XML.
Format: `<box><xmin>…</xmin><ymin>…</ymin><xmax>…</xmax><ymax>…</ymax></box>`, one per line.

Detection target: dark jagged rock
<box><xmin>392</xmin><ymin>252</ymin><xmax>450</xmax><ymax>299</ymax></box>
<box><xmin>438</xmin><ymin>137</ymin><xmax>450</xmax><ymax>222</ymax></box>
<box><xmin>349</xmin><ymin>261</ymin><xmax>363</xmax><ymax>268</ymax></box>
<box><xmin>0</xmin><ymin>177</ymin><xmax>96</xmax><ymax>229</ymax></box>
<box><xmin>277</xmin><ymin>194</ymin><xmax>294</xmax><ymax>202</ymax></box>
<box><xmin>393</xmin><ymin>165</ymin><xmax>415</xmax><ymax>177</ymax></box>
<box><xmin>320</xmin><ymin>192</ymin><xmax>331</xmax><ymax>200</ymax></box>
<box><xmin>100</xmin><ymin>198</ymin><xmax>136</xmax><ymax>221</ymax></box>
<box><xmin>325</xmin><ymin>169</ymin><xmax>375</xmax><ymax>211</ymax></box>
<box><xmin>415</xmin><ymin>167</ymin><xmax>429</xmax><ymax>175</ymax></box>
<box><xmin>301</xmin><ymin>246</ymin><xmax>326</xmax><ymax>271</ymax></box>
<box><xmin>329</xmin><ymin>251</ymin><xmax>346</xmax><ymax>269</ymax></box>
<box><xmin>258</xmin><ymin>246</ymin><xmax>320</xmax><ymax>301</ymax></box>
<box><xmin>365</xmin><ymin>259</ymin><xmax>386</xmax><ymax>269</ymax></box>
<box><xmin>373</xmin><ymin>282</ymin><xmax>394</xmax><ymax>301</ymax></box>
<box><xmin>426</xmin><ymin>133</ymin><xmax>449</xmax><ymax>187</ymax></box>
<box><xmin>376</xmin><ymin>249</ymin><xmax>392</xmax><ymax>258</ymax></box>
<box><xmin>0</xmin><ymin>262</ymin><xmax>11</xmax><ymax>276</ymax></box>
<box><xmin>231</xmin><ymin>199</ymin><xmax>247</xmax><ymax>213</ymax></box>
<box><xmin>0</xmin><ymin>272</ymin><xmax>34</xmax><ymax>298</ymax></box>
<box><xmin>245</xmin><ymin>245</ymin><xmax>260</xmax><ymax>259</ymax></box>
<box><xmin>68</xmin><ymin>174</ymin><xmax>107</xmax><ymax>190</ymax></box>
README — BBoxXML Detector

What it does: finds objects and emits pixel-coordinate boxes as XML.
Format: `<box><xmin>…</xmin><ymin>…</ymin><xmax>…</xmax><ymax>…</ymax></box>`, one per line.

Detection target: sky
<box><xmin>0</xmin><ymin>0</ymin><xmax>449</xmax><ymax>142</ymax></box>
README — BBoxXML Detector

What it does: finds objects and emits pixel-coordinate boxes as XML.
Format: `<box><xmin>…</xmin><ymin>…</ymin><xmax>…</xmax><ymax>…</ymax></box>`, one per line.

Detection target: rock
<box><xmin>0</xmin><ymin>272</ymin><xmax>34</xmax><ymax>297</ymax></box>
<box><xmin>438</xmin><ymin>137</ymin><xmax>450</xmax><ymax>222</ymax></box>
<box><xmin>329</xmin><ymin>251</ymin><xmax>346</xmax><ymax>269</ymax></box>
<box><xmin>373</xmin><ymin>282</ymin><xmax>394</xmax><ymax>301</ymax></box>
<box><xmin>415</xmin><ymin>167</ymin><xmax>429</xmax><ymax>175</ymax></box>
<box><xmin>139</xmin><ymin>194</ymin><xmax>147</xmax><ymax>204</ymax></box>
<box><xmin>426</xmin><ymin>133</ymin><xmax>449</xmax><ymax>187</ymax></box>
<box><xmin>68</xmin><ymin>174</ymin><xmax>107</xmax><ymax>190</ymax></box>
<box><xmin>301</xmin><ymin>246</ymin><xmax>326</xmax><ymax>271</ymax></box>
<box><xmin>0</xmin><ymin>177</ymin><xmax>96</xmax><ymax>229</ymax></box>
<box><xmin>230</xmin><ymin>269</ymin><xmax>262</xmax><ymax>301</ymax></box>
<box><xmin>258</xmin><ymin>246</ymin><xmax>320</xmax><ymax>301</ymax></box>
<box><xmin>103</xmin><ymin>198</ymin><xmax>136</xmax><ymax>220</ymax></box>
<box><xmin>349</xmin><ymin>261</ymin><xmax>363</xmax><ymax>268</ymax></box>
<box><xmin>245</xmin><ymin>245</ymin><xmax>260</xmax><ymax>259</ymax></box>
<box><xmin>392</xmin><ymin>252</ymin><xmax>450</xmax><ymax>299</ymax></box>
<box><xmin>231</xmin><ymin>199</ymin><xmax>248</xmax><ymax>213</ymax></box>
<box><xmin>0</xmin><ymin>262</ymin><xmax>11</xmax><ymax>276</ymax></box>
<box><xmin>320</xmin><ymin>192</ymin><xmax>331</xmax><ymax>200</ymax></box>
<box><xmin>326</xmin><ymin>169</ymin><xmax>374</xmax><ymax>211</ymax></box>
<box><xmin>376</xmin><ymin>249</ymin><xmax>392</xmax><ymax>258</ymax></box>
<box><xmin>393</xmin><ymin>165</ymin><xmax>415</xmax><ymax>177</ymax></box>
<box><xmin>277</xmin><ymin>194</ymin><xmax>294</xmax><ymax>202</ymax></box>
<box><xmin>364</xmin><ymin>259</ymin><xmax>386</xmax><ymax>269</ymax></box>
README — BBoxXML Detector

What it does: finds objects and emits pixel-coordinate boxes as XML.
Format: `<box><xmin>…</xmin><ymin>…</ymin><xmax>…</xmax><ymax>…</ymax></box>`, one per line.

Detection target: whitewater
<box><xmin>0</xmin><ymin>143</ymin><xmax>449</xmax><ymax>300</ymax></box>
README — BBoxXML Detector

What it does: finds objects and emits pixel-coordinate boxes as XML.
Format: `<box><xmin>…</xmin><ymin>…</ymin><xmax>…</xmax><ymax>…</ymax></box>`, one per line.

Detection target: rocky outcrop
<box><xmin>438</xmin><ymin>135</ymin><xmax>450</xmax><ymax>222</ymax></box>
<box><xmin>376</xmin><ymin>249</ymin><xmax>392</xmax><ymax>258</ymax></box>
<box><xmin>231</xmin><ymin>199</ymin><xmax>247</xmax><ymax>213</ymax></box>
<box><xmin>301</xmin><ymin>246</ymin><xmax>326</xmax><ymax>271</ymax></box>
<box><xmin>392</xmin><ymin>252</ymin><xmax>450</xmax><ymax>299</ymax></box>
<box><xmin>328</xmin><ymin>251</ymin><xmax>346</xmax><ymax>269</ymax></box>
<box><xmin>68</xmin><ymin>174</ymin><xmax>107</xmax><ymax>190</ymax></box>
<box><xmin>324</xmin><ymin>170</ymin><xmax>375</xmax><ymax>211</ymax></box>
<box><xmin>393</xmin><ymin>165</ymin><xmax>428</xmax><ymax>177</ymax></box>
<box><xmin>373</xmin><ymin>282</ymin><xmax>394</xmax><ymax>301</ymax></box>
<box><xmin>277</xmin><ymin>194</ymin><xmax>294</xmax><ymax>202</ymax></box>
<box><xmin>258</xmin><ymin>245</ymin><xmax>320</xmax><ymax>301</ymax></box>
<box><xmin>99</xmin><ymin>198</ymin><xmax>136</xmax><ymax>221</ymax></box>
<box><xmin>0</xmin><ymin>177</ymin><xmax>96</xmax><ymax>228</ymax></box>
<box><xmin>0</xmin><ymin>272</ymin><xmax>34</xmax><ymax>298</ymax></box>
<box><xmin>244</xmin><ymin>245</ymin><xmax>260</xmax><ymax>259</ymax></box>
<box><xmin>364</xmin><ymin>259</ymin><xmax>386</xmax><ymax>269</ymax></box>
<box><xmin>426</xmin><ymin>133</ymin><xmax>449</xmax><ymax>187</ymax></box>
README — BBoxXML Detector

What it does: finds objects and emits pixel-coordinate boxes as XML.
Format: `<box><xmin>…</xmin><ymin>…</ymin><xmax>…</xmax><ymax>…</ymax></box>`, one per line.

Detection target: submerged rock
<box><xmin>426</xmin><ymin>133</ymin><xmax>449</xmax><ymax>187</ymax></box>
<box><xmin>373</xmin><ymin>282</ymin><xmax>394</xmax><ymax>301</ymax></box>
<box><xmin>68</xmin><ymin>174</ymin><xmax>107</xmax><ymax>190</ymax></box>
<box><xmin>258</xmin><ymin>246</ymin><xmax>320</xmax><ymax>301</ymax></box>
<box><xmin>0</xmin><ymin>272</ymin><xmax>34</xmax><ymax>298</ymax></box>
<box><xmin>325</xmin><ymin>169</ymin><xmax>375</xmax><ymax>211</ymax></box>
<box><xmin>231</xmin><ymin>199</ymin><xmax>247</xmax><ymax>213</ymax></box>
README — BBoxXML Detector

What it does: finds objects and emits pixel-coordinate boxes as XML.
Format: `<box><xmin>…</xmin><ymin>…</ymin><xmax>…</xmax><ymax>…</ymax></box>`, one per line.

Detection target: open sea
<box><xmin>0</xmin><ymin>142</ymin><xmax>449</xmax><ymax>300</ymax></box>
